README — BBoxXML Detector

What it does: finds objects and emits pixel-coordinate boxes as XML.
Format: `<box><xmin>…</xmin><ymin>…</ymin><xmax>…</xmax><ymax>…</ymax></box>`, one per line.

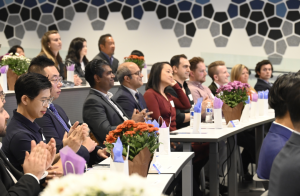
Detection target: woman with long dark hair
<box><xmin>144</xmin><ymin>62</ymin><xmax>190</xmax><ymax>131</ymax></box>
<box><xmin>65</xmin><ymin>37</ymin><xmax>88</xmax><ymax>78</ymax></box>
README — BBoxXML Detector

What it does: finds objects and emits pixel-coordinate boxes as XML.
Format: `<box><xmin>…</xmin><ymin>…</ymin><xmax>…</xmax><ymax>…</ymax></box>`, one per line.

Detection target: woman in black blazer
<box><xmin>65</xmin><ymin>37</ymin><xmax>89</xmax><ymax>80</ymax></box>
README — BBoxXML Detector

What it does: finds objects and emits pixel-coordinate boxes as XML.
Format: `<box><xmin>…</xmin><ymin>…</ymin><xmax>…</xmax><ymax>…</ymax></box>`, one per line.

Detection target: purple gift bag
<box><xmin>60</xmin><ymin>146</ymin><xmax>86</xmax><ymax>175</ymax></box>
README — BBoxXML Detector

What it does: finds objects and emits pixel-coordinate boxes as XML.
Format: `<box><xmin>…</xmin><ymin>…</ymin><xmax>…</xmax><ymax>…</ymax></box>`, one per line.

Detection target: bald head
<box><xmin>117</xmin><ymin>62</ymin><xmax>143</xmax><ymax>90</ymax></box>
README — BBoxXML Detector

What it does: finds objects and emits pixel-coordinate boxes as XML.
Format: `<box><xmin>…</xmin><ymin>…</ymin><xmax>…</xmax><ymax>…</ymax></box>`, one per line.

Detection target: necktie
<box><xmin>49</xmin><ymin>104</ymin><xmax>69</xmax><ymax>132</ymax></box>
<box><xmin>135</xmin><ymin>93</ymin><xmax>144</xmax><ymax>110</ymax></box>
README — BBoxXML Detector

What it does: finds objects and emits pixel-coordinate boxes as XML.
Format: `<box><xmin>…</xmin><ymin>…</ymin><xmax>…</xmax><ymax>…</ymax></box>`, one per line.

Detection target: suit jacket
<box><xmin>34</xmin><ymin>104</ymin><xmax>90</xmax><ymax>162</ymax></box>
<box><xmin>83</xmin><ymin>89</ymin><xmax>128</xmax><ymax>146</ymax></box>
<box><xmin>256</xmin><ymin>122</ymin><xmax>292</xmax><ymax>179</ymax></box>
<box><xmin>254</xmin><ymin>78</ymin><xmax>272</xmax><ymax>92</ymax></box>
<box><xmin>0</xmin><ymin>149</ymin><xmax>40</xmax><ymax>196</ymax></box>
<box><xmin>269</xmin><ymin>132</ymin><xmax>300</xmax><ymax>196</ymax></box>
<box><xmin>93</xmin><ymin>52</ymin><xmax>119</xmax><ymax>81</ymax></box>
<box><xmin>208</xmin><ymin>82</ymin><xmax>218</xmax><ymax>96</ymax></box>
<box><xmin>112</xmin><ymin>85</ymin><xmax>147</xmax><ymax>118</ymax></box>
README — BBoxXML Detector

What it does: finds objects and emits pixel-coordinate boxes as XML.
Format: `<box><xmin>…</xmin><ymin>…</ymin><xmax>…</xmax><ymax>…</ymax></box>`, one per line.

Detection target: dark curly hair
<box><xmin>255</xmin><ymin>60</ymin><xmax>273</xmax><ymax>78</ymax></box>
<box><xmin>65</xmin><ymin>37</ymin><xmax>89</xmax><ymax>65</ymax></box>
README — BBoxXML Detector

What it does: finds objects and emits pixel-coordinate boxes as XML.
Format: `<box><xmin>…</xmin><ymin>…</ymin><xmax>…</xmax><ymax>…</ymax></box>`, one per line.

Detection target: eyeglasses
<box><xmin>41</xmin><ymin>97</ymin><xmax>53</xmax><ymax>107</ymax></box>
<box><xmin>128</xmin><ymin>71</ymin><xmax>141</xmax><ymax>76</ymax></box>
<box><xmin>0</xmin><ymin>91</ymin><xmax>6</xmax><ymax>102</ymax></box>
<box><xmin>50</xmin><ymin>76</ymin><xmax>63</xmax><ymax>85</ymax></box>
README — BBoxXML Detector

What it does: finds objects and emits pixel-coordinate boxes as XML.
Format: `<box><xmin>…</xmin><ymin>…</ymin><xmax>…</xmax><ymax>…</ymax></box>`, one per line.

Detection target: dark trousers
<box><xmin>165</xmin><ymin>143</ymin><xmax>209</xmax><ymax>196</ymax></box>
<box><xmin>237</xmin><ymin>129</ymin><xmax>256</xmax><ymax>173</ymax></box>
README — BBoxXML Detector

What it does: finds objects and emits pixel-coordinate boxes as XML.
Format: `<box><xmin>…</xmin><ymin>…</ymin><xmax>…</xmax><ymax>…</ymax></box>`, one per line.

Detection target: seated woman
<box><xmin>37</xmin><ymin>30</ymin><xmax>82</xmax><ymax>86</ymax></box>
<box><xmin>0</xmin><ymin>45</ymin><xmax>25</xmax><ymax>61</ymax></box>
<box><xmin>65</xmin><ymin>37</ymin><xmax>88</xmax><ymax>81</ymax></box>
<box><xmin>144</xmin><ymin>62</ymin><xmax>190</xmax><ymax>130</ymax></box>
<box><xmin>230</xmin><ymin>63</ymin><xmax>256</xmax><ymax>181</ymax></box>
<box><xmin>231</xmin><ymin>64</ymin><xmax>256</xmax><ymax>95</ymax></box>
<box><xmin>8</xmin><ymin>45</ymin><xmax>25</xmax><ymax>56</ymax></box>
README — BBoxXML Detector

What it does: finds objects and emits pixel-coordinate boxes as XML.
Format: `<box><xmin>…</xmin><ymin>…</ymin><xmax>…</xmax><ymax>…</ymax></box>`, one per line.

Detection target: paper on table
<box><xmin>113</xmin><ymin>137</ymin><xmax>124</xmax><ymax>163</ymax></box>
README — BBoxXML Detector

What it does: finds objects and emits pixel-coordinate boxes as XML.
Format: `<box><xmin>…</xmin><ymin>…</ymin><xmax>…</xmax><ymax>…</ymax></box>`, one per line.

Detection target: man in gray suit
<box><xmin>93</xmin><ymin>34</ymin><xmax>119</xmax><ymax>81</ymax></box>
<box><xmin>83</xmin><ymin>59</ymin><xmax>147</xmax><ymax>146</ymax></box>
<box><xmin>269</xmin><ymin>78</ymin><xmax>300</xmax><ymax>196</ymax></box>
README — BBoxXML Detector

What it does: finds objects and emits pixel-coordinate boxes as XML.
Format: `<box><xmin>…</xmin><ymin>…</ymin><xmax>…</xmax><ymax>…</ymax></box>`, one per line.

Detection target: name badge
<box><xmin>188</xmin><ymin>94</ymin><xmax>193</xmax><ymax>101</ymax></box>
<box><xmin>42</xmin><ymin>134</ymin><xmax>46</xmax><ymax>142</ymax></box>
<box><xmin>170</xmin><ymin>100</ymin><xmax>175</xmax><ymax>107</ymax></box>
<box><xmin>68</xmin><ymin>120</ymin><xmax>72</xmax><ymax>127</ymax></box>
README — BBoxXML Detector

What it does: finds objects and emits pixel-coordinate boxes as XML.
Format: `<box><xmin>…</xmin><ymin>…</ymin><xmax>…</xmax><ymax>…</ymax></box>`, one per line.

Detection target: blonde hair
<box><xmin>231</xmin><ymin>64</ymin><xmax>256</xmax><ymax>93</ymax></box>
<box><xmin>208</xmin><ymin>61</ymin><xmax>225</xmax><ymax>80</ymax></box>
<box><xmin>230</xmin><ymin>64</ymin><xmax>249</xmax><ymax>82</ymax></box>
<box><xmin>38</xmin><ymin>30</ymin><xmax>62</xmax><ymax>70</ymax></box>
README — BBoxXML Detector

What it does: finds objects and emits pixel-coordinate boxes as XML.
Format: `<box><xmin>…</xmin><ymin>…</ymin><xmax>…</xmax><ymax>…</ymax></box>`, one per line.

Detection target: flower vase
<box><xmin>128</xmin><ymin>147</ymin><xmax>152</xmax><ymax>177</ymax></box>
<box><xmin>7</xmin><ymin>69</ymin><xmax>18</xmax><ymax>90</ymax></box>
<box><xmin>222</xmin><ymin>102</ymin><xmax>244</xmax><ymax>124</ymax></box>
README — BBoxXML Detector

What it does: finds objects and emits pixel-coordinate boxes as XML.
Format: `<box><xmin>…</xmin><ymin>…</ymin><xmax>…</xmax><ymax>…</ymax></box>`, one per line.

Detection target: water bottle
<box><xmin>190</xmin><ymin>105</ymin><xmax>194</xmax><ymax>129</ymax></box>
<box><xmin>205</xmin><ymin>102</ymin><xmax>213</xmax><ymax>123</ymax></box>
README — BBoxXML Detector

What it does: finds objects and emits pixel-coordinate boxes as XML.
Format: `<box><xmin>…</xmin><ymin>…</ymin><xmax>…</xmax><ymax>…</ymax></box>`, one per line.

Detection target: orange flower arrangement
<box><xmin>104</xmin><ymin>120</ymin><xmax>160</xmax><ymax>161</ymax></box>
<box><xmin>124</xmin><ymin>55</ymin><xmax>145</xmax><ymax>69</ymax></box>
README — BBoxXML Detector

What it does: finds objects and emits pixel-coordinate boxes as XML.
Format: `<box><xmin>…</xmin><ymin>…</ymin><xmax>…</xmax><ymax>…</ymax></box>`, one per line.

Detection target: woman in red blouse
<box><xmin>144</xmin><ymin>62</ymin><xmax>191</xmax><ymax>131</ymax></box>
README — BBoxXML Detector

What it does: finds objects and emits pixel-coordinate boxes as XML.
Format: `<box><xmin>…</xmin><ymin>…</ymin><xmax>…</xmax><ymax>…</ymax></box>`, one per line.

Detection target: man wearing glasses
<box><xmin>28</xmin><ymin>56</ymin><xmax>108</xmax><ymax>166</ymax></box>
<box><xmin>112</xmin><ymin>62</ymin><xmax>151</xmax><ymax>118</ymax></box>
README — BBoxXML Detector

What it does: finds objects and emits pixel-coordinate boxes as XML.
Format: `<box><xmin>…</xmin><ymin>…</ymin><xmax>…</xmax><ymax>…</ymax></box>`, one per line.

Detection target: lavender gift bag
<box><xmin>66</xmin><ymin>64</ymin><xmax>75</xmax><ymax>83</ymax></box>
<box><xmin>158</xmin><ymin>117</ymin><xmax>171</xmax><ymax>155</ymax></box>
<box><xmin>214</xmin><ymin>97</ymin><xmax>223</xmax><ymax>129</ymax></box>
<box><xmin>60</xmin><ymin>146</ymin><xmax>86</xmax><ymax>175</ymax></box>
<box><xmin>0</xmin><ymin>66</ymin><xmax>8</xmax><ymax>92</ymax></box>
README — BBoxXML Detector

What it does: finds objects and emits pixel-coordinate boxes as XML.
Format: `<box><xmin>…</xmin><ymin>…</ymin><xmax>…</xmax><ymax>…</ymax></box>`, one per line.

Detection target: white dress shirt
<box><xmin>123</xmin><ymin>85</ymin><xmax>139</xmax><ymax>102</ymax></box>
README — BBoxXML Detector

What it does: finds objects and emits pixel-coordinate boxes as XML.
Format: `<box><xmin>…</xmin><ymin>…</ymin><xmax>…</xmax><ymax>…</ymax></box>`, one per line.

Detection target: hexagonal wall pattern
<box><xmin>1</xmin><ymin>0</ymin><xmax>300</xmax><ymax>64</ymax></box>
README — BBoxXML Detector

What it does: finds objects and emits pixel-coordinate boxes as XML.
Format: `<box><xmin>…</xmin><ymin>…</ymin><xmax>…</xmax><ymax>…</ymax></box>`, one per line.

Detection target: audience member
<box><xmin>83</xmin><ymin>59</ymin><xmax>146</xmax><ymax>146</ymax></box>
<box><xmin>113</xmin><ymin>62</ymin><xmax>150</xmax><ymax>118</ymax></box>
<box><xmin>165</xmin><ymin>55</ymin><xmax>210</xmax><ymax>196</ymax></box>
<box><xmin>187</xmin><ymin>57</ymin><xmax>214</xmax><ymax>119</ymax></box>
<box><xmin>187</xmin><ymin>57</ymin><xmax>228</xmax><ymax>193</ymax></box>
<box><xmin>1</xmin><ymin>73</ymin><xmax>65</xmax><ymax>172</ymax></box>
<box><xmin>93</xmin><ymin>34</ymin><xmax>119</xmax><ymax>80</ymax></box>
<box><xmin>8</xmin><ymin>45</ymin><xmax>25</xmax><ymax>56</ymax></box>
<box><xmin>131</xmin><ymin>50</ymin><xmax>144</xmax><ymax>57</ymax></box>
<box><xmin>144</xmin><ymin>62</ymin><xmax>191</xmax><ymax>131</ymax></box>
<box><xmin>268</xmin><ymin>78</ymin><xmax>300</xmax><ymax>196</ymax></box>
<box><xmin>207</xmin><ymin>61</ymin><xmax>230</xmax><ymax>96</ymax></box>
<box><xmin>257</xmin><ymin>73</ymin><xmax>300</xmax><ymax>180</ymax></box>
<box><xmin>231</xmin><ymin>64</ymin><xmax>256</xmax><ymax>94</ymax></box>
<box><xmin>38</xmin><ymin>30</ymin><xmax>82</xmax><ymax>85</ymax></box>
<box><xmin>0</xmin><ymin>95</ymin><xmax>56</xmax><ymax>195</ymax></box>
<box><xmin>165</xmin><ymin>54</ymin><xmax>193</xmax><ymax>129</ymax></box>
<box><xmin>65</xmin><ymin>37</ymin><xmax>88</xmax><ymax>79</ymax></box>
<box><xmin>254</xmin><ymin>60</ymin><xmax>273</xmax><ymax>92</ymax></box>
<box><xmin>28</xmin><ymin>56</ymin><xmax>107</xmax><ymax>165</ymax></box>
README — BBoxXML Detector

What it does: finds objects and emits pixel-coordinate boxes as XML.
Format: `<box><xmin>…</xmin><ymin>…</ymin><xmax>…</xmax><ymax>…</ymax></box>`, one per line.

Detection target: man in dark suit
<box><xmin>207</xmin><ymin>61</ymin><xmax>230</xmax><ymax>96</ymax></box>
<box><xmin>254</xmin><ymin>60</ymin><xmax>273</xmax><ymax>92</ymax></box>
<box><xmin>256</xmin><ymin>73</ymin><xmax>300</xmax><ymax>180</ymax></box>
<box><xmin>0</xmin><ymin>88</ymin><xmax>56</xmax><ymax>196</ymax></box>
<box><xmin>93</xmin><ymin>34</ymin><xmax>119</xmax><ymax>81</ymax></box>
<box><xmin>83</xmin><ymin>59</ymin><xmax>147</xmax><ymax>146</ymax></box>
<box><xmin>112</xmin><ymin>62</ymin><xmax>149</xmax><ymax>118</ymax></box>
<box><xmin>28</xmin><ymin>56</ymin><xmax>108</xmax><ymax>165</ymax></box>
<box><xmin>269</xmin><ymin>79</ymin><xmax>300</xmax><ymax>196</ymax></box>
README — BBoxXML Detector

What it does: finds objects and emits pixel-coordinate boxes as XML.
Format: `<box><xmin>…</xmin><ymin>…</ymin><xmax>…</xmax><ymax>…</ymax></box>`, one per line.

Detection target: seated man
<box><xmin>28</xmin><ymin>56</ymin><xmax>108</xmax><ymax>165</ymax></box>
<box><xmin>207</xmin><ymin>61</ymin><xmax>230</xmax><ymax>96</ymax></box>
<box><xmin>254</xmin><ymin>60</ymin><xmax>273</xmax><ymax>92</ymax></box>
<box><xmin>257</xmin><ymin>73</ymin><xmax>300</xmax><ymax>179</ymax></box>
<box><xmin>112</xmin><ymin>62</ymin><xmax>149</xmax><ymax>118</ymax></box>
<box><xmin>83</xmin><ymin>59</ymin><xmax>146</xmax><ymax>146</ymax></box>
<box><xmin>269</xmin><ymin>78</ymin><xmax>300</xmax><ymax>196</ymax></box>
<box><xmin>1</xmin><ymin>73</ymin><xmax>67</xmax><ymax>173</ymax></box>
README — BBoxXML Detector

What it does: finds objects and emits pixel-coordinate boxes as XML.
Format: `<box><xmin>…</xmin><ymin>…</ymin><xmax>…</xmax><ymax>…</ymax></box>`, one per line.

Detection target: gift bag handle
<box><xmin>158</xmin><ymin>116</ymin><xmax>171</xmax><ymax>128</ymax></box>
<box><xmin>65</xmin><ymin>161</ymin><xmax>75</xmax><ymax>174</ymax></box>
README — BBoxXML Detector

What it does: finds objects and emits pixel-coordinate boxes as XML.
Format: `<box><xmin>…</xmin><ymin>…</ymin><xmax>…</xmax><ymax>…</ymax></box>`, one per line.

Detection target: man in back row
<box><xmin>93</xmin><ymin>34</ymin><xmax>119</xmax><ymax>81</ymax></box>
<box><xmin>207</xmin><ymin>61</ymin><xmax>230</xmax><ymax>96</ymax></box>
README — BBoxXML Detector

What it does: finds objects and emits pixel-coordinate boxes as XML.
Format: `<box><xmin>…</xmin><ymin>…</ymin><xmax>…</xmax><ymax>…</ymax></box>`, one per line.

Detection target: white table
<box><xmin>97</xmin><ymin>152</ymin><xmax>194</xmax><ymax>196</ymax></box>
<box><xmin>170</xmin><ymin>111</ymin><xmax>275</xmax><ymax>196</ymax></box>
